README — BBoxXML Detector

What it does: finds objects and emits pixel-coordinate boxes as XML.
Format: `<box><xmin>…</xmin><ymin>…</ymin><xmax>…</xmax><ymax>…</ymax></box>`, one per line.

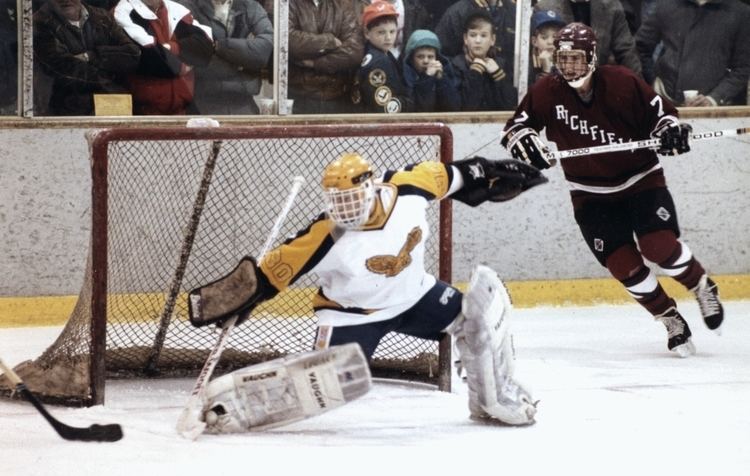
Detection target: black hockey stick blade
<box><xmin>17</xmin><ymin>384</ymin><xmax>123</xmax><ymax>442</ymax></box>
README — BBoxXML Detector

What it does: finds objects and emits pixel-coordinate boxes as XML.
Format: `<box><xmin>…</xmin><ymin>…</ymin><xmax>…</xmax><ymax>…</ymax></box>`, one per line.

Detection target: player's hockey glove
<box><xmin>188</xmin><ymin>256</ymin><xmax>278</xmax><ymax>328</ymax></box>
<box><xmin>651</xmin><ymin>121</ymin><xmax>692</xmax><ymax>156</ymax></box>
<box><xmin>451</xmin><ymin>156</ymin><xmax>548</xmax><ymax>207</ymax></box>
<box><xmin>501</xmin><ymin>126</ymin><xmax>552</xmax><ymax>170</ymax></box>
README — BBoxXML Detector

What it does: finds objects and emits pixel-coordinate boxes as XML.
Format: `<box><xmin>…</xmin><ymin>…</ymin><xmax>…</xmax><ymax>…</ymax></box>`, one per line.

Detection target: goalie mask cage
<box><xmin>1</xmin><ymin>123</ymin><xmax>453</xmax><ymax>406</ymax></box>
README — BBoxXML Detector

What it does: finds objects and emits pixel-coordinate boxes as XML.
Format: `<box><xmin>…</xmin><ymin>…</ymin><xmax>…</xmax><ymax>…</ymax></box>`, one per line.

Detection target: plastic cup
<box><xmin>683</xmin><ymin>90</ymin><xmax>699</xmax><ymax>100</ymax></box>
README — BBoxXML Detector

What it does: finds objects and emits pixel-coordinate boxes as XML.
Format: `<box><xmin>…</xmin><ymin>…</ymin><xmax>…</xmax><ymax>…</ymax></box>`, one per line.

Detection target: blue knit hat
<box><xmin>404</xmin><ymin>30</ymin><xmax>442</xmax><ymax>60</ymax></box>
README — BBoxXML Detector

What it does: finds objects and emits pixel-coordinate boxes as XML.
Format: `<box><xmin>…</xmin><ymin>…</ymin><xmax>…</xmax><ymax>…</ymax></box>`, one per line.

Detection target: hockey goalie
<box><xmin>189</xmin><ymin>153</ymin><xmax>546</xmax><ymax>430</ymax></box>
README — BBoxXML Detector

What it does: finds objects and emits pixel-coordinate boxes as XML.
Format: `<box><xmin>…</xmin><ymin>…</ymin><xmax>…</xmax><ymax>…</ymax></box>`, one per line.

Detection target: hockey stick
<box><xmin>547</xmin><ymin>127</ymin><xmax>750</xmax><ymax>164</ymax></box>
<box><xmin>145</xmin><ymin>140</ymin><xmax>223</xmax><ymax>375</ymax></box>
<box><xmin>0</xmin><ymin>358</ymin><xmax>123</xmax><ymax>442</ymax></box>
<box><xmin>176</xmin><ymin>175</ymin><xmax>306</xmax><ymax>439</ymax></box>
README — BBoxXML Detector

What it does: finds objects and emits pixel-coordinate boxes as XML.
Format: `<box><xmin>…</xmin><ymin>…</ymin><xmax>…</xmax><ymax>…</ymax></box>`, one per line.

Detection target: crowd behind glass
<box><xmin>1</xmin><ymin>0</ymin><xmax>749</xmax><ymax>117</ymax></box>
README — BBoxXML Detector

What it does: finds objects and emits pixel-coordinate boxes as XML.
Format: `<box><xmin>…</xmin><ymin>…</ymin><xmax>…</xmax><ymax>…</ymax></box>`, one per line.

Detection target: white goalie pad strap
<box><xmin>202</xmin><ymin>343</ymin><xmax>371</xmax><ymax>433</ymax></box>
<box><xmin>451</xmin><ymin>265</ymin><xmax>536</xmax><ymax>425</ymax></box>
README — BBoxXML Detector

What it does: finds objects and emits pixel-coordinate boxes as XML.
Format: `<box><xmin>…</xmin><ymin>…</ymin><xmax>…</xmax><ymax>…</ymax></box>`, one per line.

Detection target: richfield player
<box><xmin>501</xmin><ymin>23</ymin><xmax>724</xmax><ymax>357</ymax></box>
<box><xmin>189</xmin><ymin>153</ymin><xmax>548</xmax><ymax>429</ymax></box>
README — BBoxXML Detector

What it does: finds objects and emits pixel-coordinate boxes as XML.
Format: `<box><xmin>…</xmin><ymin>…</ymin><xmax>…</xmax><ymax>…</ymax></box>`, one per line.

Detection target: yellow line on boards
<box><xmin>1</xmin><ymin>275</ymin><xmax>748</xmax><ymax>328</ymax></box>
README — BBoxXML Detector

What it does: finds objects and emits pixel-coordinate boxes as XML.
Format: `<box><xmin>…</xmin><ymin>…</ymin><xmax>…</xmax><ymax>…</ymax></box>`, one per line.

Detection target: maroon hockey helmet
<box><xmin>553</xmin><ymin>22</ymin><xmax>597</xmax><ymax>87</ymax></box>
<box><xmin>554</xmin><ymin>22</ymin><xmax>597</xmax><ymax>65</ymax></box>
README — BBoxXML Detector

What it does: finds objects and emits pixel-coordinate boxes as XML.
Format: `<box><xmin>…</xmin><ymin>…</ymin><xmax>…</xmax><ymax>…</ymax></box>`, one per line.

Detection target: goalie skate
<box><xmin>449</xmin><ymin>265</ymin><xmax>537</xmax><ymax>426</ymax></box>
<box><xmin>201</xmin><ymin>343</ymin><xmax>371</xmax><ymax>433</ymax></box>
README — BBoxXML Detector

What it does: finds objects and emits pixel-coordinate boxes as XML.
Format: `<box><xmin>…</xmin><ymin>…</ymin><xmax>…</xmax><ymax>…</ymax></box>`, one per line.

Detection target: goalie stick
<box><xmin>176</xmin><ymin>175</ymin><xmax>306</xmax><ymax>440</ymax></box>
<box><xmin>0</xmin><ymin>358</ymin><xmax>123</xmax><ymax>442</ymax></box>
<box><xmin>546</xmin><ymin>127</ymin><xmax>750</xmax><ymax>165</ymax></box>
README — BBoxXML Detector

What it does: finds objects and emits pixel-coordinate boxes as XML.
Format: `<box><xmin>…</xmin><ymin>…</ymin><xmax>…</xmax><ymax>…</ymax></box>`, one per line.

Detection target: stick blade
<box><xmin>57</xmin><ymin>423</ymin><xmax>124</xmax><ymax>442</ymax></box>
<box><xmin>176</xmin><ymin>395</ymin><xmax>207</xmax><ymax>440</ymax></box>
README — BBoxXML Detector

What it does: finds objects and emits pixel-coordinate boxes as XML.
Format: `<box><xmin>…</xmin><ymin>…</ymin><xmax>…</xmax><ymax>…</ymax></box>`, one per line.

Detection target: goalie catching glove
<box><xmin>501</xmin><ymin>126</ymin><xmax>552</xmax><ymax>170</ymax></box>
<box><xmin>451</xmin><ymin>156</ymin><xmax>548</xmax><ymax>207</ymax></box>
<box><xmin>651</xmin><ymin>120</ymin><xmax>692</xmax><ymax>156</ymax></box>
<box><xmin>188</xmin><ymin>256</ymin><xmax>278</xmax><ymax>328</ymax></box>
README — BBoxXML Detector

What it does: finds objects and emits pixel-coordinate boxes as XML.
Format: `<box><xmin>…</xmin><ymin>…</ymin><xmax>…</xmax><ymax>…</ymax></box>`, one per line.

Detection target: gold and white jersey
<box><xmin>260</xmin><ymin>161</ymin><xmax>454</xmax><ymax>327</ymax></box>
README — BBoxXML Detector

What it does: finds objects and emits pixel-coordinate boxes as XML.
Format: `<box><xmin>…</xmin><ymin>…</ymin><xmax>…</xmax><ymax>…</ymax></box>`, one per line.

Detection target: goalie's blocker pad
<box><xmin>451</xmin><ymin>156</ymin><xmax>548</xmax><ymax>207</ymax></box>
<box><xmin>188</xmin><ymin>256</ymin><xmax>278</xmax><ymax>327</ymax></box>
<box><xmin>202</xmin><ymin>343</ymin><xmax>372</xmax><ymax>433</ymax></box>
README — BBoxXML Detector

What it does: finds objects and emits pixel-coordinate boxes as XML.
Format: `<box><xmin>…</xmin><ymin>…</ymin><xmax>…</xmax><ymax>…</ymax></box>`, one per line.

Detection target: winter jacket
<box><xmin>114</xmin><ymin>0</ymin><xmax>213</xmax><ymax>115</ymax></box>
<box><xmin>402</xmin><ymin>29</ymin><xmax>460</xmax><ymax>112</ymax></box>
<box><xmin>635</xmin><ymin>0</ymin><xmax>750</xmax><ymax>105</ymax></box>
<box><xmin>288</xmin><ymin>0</ymin><xmax>364</xmax><ymax>101</ymax></box>
<box><xmin>535</xmin><ymin>0</ymin><xmax>641</xmax><ymax>74</ymax></box>
<box><xmin>178</xmin><ymin>0</ymin><xmax>273</xmax><ymax>114</ymax></box>
<box><xmin>33</xmin><ymin>2</ymin><xmax>140</xmax><ymax>115</ymax></box>
<box><xmin>452</xmin><ymin>51</ymin><xmax>516</xmax><ymax>111</ymax></box>
<box><xmin>356</xmin><ymin>43</ymin><xmax>411</xmax><ymax>113</ymax></box>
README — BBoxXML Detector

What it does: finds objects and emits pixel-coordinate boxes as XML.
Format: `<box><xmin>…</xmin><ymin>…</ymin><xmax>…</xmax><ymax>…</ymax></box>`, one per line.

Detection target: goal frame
<box><xmin>86</xmin><ymin>123</ymin><xmax>454</xmax><ymax>405</ymax></box>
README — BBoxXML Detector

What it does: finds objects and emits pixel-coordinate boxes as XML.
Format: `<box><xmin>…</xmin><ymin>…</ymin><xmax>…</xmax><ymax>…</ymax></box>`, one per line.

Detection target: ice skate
<box><xmin>692</xmin><ymin>274</ymin><xmax>724</xmax><ymax>334</ymax></box>
<box><xmin>655</xmin><ymin>307</ymin><xmax>695</xmax><ymax>357</ymax></box>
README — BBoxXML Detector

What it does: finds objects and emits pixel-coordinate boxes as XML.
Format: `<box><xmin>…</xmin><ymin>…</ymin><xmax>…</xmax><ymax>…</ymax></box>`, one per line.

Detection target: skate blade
<box><xmin>672</xmin><ymin>339</ymin><xmax>696</xmax><ymax>358</ymax></box>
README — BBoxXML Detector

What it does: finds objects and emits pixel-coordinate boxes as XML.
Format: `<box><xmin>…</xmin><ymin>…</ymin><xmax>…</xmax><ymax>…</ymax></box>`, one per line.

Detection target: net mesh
<box><xmin>0</xmin><ymin>125</ymin><xmax>451</xmax><ymax>406</ymax></box>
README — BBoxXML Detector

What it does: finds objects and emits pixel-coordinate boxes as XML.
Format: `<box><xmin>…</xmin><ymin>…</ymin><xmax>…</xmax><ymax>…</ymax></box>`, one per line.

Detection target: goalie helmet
<box><xmin>321</xmin><ymin>153</ymin><xmax>376</xmax><ymax>229</ymax></box>
<box><xmin>554</xmin><ymin>22</ymin><xmax>597</xmax><ymax>88</ymax></box>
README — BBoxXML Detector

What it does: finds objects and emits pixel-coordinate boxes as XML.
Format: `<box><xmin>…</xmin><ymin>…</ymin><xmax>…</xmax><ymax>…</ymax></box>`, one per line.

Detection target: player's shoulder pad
<box><xmin>383</xmin><ymin>161</ymin><xmax>451</xmax><ymax>200</ymax></box>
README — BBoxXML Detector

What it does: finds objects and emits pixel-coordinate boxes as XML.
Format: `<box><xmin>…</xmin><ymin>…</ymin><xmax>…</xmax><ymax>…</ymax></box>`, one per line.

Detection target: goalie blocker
<box><xmin>201</xmin><ymin>343</ymin><xmax>371</xmax><ymax>433</ymax></box>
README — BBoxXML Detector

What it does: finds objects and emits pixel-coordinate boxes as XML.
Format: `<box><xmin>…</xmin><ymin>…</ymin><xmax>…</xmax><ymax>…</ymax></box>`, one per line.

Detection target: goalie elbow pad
<box><xmin>451</xmin><ymin>156</ymin><xmax>548</xmax><ymax>207</ymax></box>
<box><xmin>188</xmin><ymin>256</ymin><xmax>279</xmax><ymax>328</ymax></box>
<box><xmin>501</xmin><ymin>126</ymin><xmax>552</xmax><ymax>170</ymax></box>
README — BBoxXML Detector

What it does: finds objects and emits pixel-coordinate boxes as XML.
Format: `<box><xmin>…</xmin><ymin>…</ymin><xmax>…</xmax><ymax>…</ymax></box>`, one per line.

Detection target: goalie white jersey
<box><xmin>260</xmin><ymin>161</ymin><xmax>455</xmax><ymax>327</ymax></box>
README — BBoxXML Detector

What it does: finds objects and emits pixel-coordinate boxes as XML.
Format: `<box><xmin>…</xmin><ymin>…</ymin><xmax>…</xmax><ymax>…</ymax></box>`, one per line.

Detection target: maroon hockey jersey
<box><xmin>504</xmin><ymin>65</ymin><xmax>679</xmax><ymax>194</ymax></box>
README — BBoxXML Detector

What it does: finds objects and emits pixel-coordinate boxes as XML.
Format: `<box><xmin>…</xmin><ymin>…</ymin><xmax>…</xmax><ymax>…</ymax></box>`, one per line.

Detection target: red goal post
<box><xmin>0</xmin><ymin>123</ymin><xmax>454</xmax><ymax>406</ymax></box>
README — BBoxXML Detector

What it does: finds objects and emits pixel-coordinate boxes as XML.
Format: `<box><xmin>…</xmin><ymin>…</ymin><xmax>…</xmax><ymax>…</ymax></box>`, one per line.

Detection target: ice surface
<box><xmin>1</xmin><ymin>301</ymin><xmax>748</xmax><ymax>476</ymax></box>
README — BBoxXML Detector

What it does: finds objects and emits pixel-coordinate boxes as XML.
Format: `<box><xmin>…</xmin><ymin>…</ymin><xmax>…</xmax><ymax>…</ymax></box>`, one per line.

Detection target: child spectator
<box><xmin>451</xmin><ymin>11</ymin><xmax>516</xmax><ymax>111</ymax></box>
<box><xmin>355</xmin><ymin>1</ymin><xmax>411</xmax><ymax>113</ymax></box>
<box><xmin>402</xmin><ymin>29</ymin><xmax>460</xmax><ymax>112</ymax></box>
<box><xmin>529</xmin><ymin>9</ymin><xmax>565</xmax><ymax>87</ymax></box>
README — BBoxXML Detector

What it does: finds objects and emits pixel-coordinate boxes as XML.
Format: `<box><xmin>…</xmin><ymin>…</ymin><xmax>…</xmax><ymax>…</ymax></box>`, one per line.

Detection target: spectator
<box><xmin>178</xmin><ymin>0</ymin><xmax>273</xmax><ymax>114</ymax></box>
<box><xmin>402</xmin><ymin>29</ymin><xmax>460</xmax><ymax>112</ymax></box>
<box><xmin>618</xmin><ymin>0</ymin><xmax>641</xmax><ymax>34</ymax></box>
<box><xmin>0</xmin><ymin>0</ymin><xmax>17</xmax><ymax>115</ymax></box>
<box><xmin>435</xmin><ymin>0</ymin><xmax>516</xmax><ymax>83</ymax></box>
<box><xmin>636</xmin><ymin>0</ymin><xmax>750</xmax><ymax>106</ymax></box>
<box><xmin>528</xmin><ymin>9</ymin><xmax>565</xmax><ymax>87</ymax></box>
<box><xmin>352</xmin><ymin>0</ymin><xmax>432</xmax><ymax>59</ymax></box>
<box><xmin>422</xmin><ymin>0</ymin><xmax>458</xmax><ymax>29</ymax></box>
<box><xmin>288</xmin><ymin>0</ymin><xmax>364</xmax><ymax>114</ymax></box>
<box><xmin>534</xmin><ymin>0</ymin><xmax>641</xmax><ymax>74</ymax></box>
<box><xmin>355</xmin><ymin>1</ymin><xmax>410</xmax><ymax>113</ymax></box>
<box><xmin>33</xmin><ymin>0</ymin><xmax>140</xmax><ymax>116</ymax></box>
<box><xmin>451</xmin><ymin>11</ymin><xmax>516</xmax><ymax>111</ymax></box>
<box><xmin>114</xmin><ymin>0</ymin><xmax>214</xmax><ymax>115</ymax></box>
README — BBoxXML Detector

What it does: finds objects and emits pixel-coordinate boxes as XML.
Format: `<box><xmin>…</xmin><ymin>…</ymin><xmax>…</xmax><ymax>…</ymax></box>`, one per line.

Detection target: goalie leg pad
<box><xmin>449</xmin><ymin>265</ymin><xmax>537</xmax><ymax>425</ymax></box>
<box><xmin>202</xmin><ymin>343</ymin><xmax>371</xmax><ymax>433</ymax></box>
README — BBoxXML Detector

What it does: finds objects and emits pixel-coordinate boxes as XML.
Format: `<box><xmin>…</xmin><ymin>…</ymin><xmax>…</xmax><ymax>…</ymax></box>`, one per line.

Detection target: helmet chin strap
<box><xmin>566</xmin><ymin>65</ymin><xmax>594</xmax><ymax>88</ymax></box>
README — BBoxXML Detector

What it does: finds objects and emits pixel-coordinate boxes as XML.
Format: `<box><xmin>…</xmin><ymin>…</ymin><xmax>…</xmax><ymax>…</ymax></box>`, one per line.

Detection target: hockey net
<box><xmin>0</xmin><ymin>123</ymin><xmax>453</xmax><ymax>406</ymax></box>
